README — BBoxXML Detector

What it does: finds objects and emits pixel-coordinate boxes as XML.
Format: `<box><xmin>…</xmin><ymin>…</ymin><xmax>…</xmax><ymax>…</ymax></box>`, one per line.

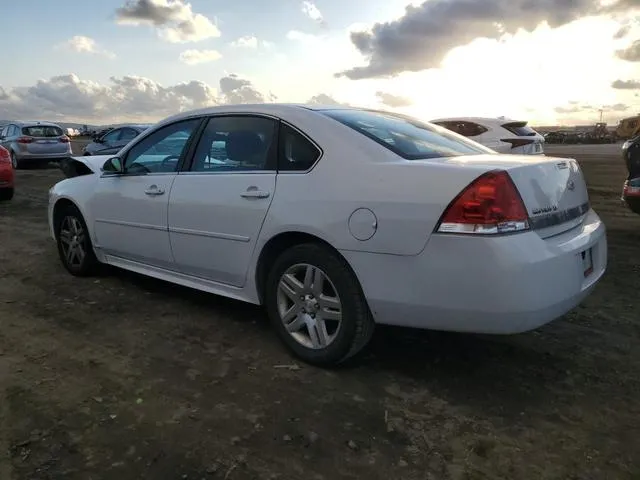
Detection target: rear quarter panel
<box><xmin>257</xmin><ymin>111</ymin><xmax>491</xmax><ymax>256</ymax></box>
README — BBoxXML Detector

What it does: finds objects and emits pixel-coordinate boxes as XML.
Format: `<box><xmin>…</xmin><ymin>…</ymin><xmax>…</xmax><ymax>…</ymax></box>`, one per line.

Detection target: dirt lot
<box><xmin>0</xmin><ymin>143</ymin><xmax>639</xmax><ymax>479</ymax></box>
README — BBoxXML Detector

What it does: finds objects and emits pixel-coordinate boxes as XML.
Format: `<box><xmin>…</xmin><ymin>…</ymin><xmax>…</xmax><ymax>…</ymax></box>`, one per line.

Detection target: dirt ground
<box><xmin>0</xmin><ymin>143</ymin><xmax>639</xmax><ymax>480</ymax></box>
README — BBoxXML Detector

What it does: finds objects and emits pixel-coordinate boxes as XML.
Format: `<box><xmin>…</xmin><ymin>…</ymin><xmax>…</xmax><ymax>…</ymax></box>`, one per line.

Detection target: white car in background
<box><xmin>432</xmin><ymin>116</ymin><xmax>545</xmax><ymax>155</ymax></box>
<box><xmin>48</xmin><ymin>105</ymin><xmax>606</xmax><ymax>366</ymax></box>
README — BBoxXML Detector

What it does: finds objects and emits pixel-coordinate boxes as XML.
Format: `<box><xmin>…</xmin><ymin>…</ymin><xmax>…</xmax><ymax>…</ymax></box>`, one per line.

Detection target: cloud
<box><xmin>0</xmin><ymin>73</ymin><xmax>276</xmax><ymax>123</ymax></box>
<box><xmin>218</xmin><ymin>74</ymin><xmax>277</xmax><ymax>104</ymax></box>
<box><xmin>612</xmin><ymin>79</ymin><xmax>640</xmax><ymax>89</ymax></box>
<box><xmin>230</xmin><ymin>35</ymin><xmax>273</xmax><ymax>49</ymax></box>
<box><xmin>307</xmin><ymin>93</ymin><xmax>341</xmax><ymax>105</ymax></box>
<box><xmin>301</xmin><ymin>1</ymin><xmax>325</xmax><ymax>26</ymax></box>
<box><xmin>56</xmin><ymin>36</ymin><xmax>116</xmax><ymax>59</ymax></box>
<box><xmin>337</xmin><ymin>0</ymin><xmax>640</xmax><ymax>80</ymax></box>
<box><xmin>115</xmin><ymin>0</ymin><xmax>220</xmax><ymax>43</ymax></box>
<box><xmin>179</xmin><ymin>49</ymin><xmax>222</xmax><ymax>65</ymax></box>
<box><xmin>617</xmin><ymin>38</ymin><xmax>640</xmax><ymax>60</ymax></box>
<box><xmin>375</xmin><ymin>91</ymin><xmax>412</xmax><ymax>107</ymax></box>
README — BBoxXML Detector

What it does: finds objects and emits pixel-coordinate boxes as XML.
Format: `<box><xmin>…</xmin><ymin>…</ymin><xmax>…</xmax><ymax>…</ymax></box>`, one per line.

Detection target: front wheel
<box><xmin>265</xmin><ymin>243</ymin><xmax>374</xmax><ymax>366</ymax></box>
<box><xmin>55</xmin><ymin>204</ymin><xmax>100</xmax><ymax>276</ymax></box>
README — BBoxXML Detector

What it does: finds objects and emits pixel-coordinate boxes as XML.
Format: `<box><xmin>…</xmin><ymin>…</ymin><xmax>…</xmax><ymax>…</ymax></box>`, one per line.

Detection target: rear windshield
<box><xmin>501</xmin><ymin>122</ymin><xmax>537</xmax><ymax>137</ymax></box>
<box><xmin>319</xmin><ymin>109</ymin><xmax>493</xmax><ymax>160</ymax></box>
<box><xmin>22</xmin><ymin>126</ymin><xmax>64</xmax><ymax>137</ymax></box>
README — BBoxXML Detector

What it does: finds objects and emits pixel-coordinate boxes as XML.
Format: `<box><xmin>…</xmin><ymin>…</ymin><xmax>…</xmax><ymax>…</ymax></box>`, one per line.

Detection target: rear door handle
<box><xmin>241</xmin><ymin>188</ymin><xmax>270</xmax><ymax>199</ymax></box>
<box><xmin>144</xmin><ymin>185</ymin><xmax>165</xmax><ymax>196</ymax></box>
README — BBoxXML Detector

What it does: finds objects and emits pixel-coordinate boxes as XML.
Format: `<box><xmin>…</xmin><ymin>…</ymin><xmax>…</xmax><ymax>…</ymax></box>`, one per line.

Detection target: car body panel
<box><xmin>431</xmin><ymin>116</ymin><xmax>545</xmax><ymax>155</ymax></box>
<box><xmin>48</xmin><ymin>103</ymin><xmax>607</xmax><ymax>335</ymax></box>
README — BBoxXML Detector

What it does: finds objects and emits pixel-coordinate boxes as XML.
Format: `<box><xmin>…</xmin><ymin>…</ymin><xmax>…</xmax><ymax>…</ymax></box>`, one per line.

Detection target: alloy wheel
<box><xmin>276</xmin><ymin>263</ymin><xmax>343</xmax><ymax>349</ymax></box>
<box><xmin>59</xmin><ymin>216</ymin><xmax>87</xmax><ymax>269</ymax></box>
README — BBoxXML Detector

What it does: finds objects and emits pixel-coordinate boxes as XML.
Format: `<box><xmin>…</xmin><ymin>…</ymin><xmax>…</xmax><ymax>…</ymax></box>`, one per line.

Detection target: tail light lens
<box><xmin>436</xmin><ymin>170</ymin><xmax>530</xmax><ymax>235</ymax></box>
<box><xmin>59</xmin><ymin>135</ymin><xmax>70</xmax><ymax>143</ymax></box>
<box><xmin>502</xmin><ymin>138</ymin><xmax>534</xmax><ymax>149</ymax></box>
<box><xmin>623</xmin><ymin>180</ymin><xmax>640</xmax><ymax>197</ymax></box>
<box><xmin>0</xmin><ymin>148</ymin><xmax>10</xmax><ymax>164</ymax></box>
<box><xmin>17</xmin><ymin>136</ymin><xmax>33</xmax><ymax>144</ymax></box>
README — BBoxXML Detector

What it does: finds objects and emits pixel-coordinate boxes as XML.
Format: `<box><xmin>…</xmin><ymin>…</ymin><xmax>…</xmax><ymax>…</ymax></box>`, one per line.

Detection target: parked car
<box><xmin>82</xmin><ymin>124</ymin><xmax>152</xmax><ymax>156</ymax></box>
<box><xmin>431</xmin><ymin>117</ymin><xmax>545</xmax><ymax>155</ymax></box>
<box><xmin>0</xmin><ymin>121</ymin><xmax>72</xmax><ymax>169</ymax></box>
<box><xmin>621</xmin><ymin>136</ymin><xmax>640</xmax><ymax>215</ymax></box>
<box><xmin>48</xmin><ymin>104</ymin><xmax>607</xmax><ymax>366</ymax></box>
<box><xmin>0</xmin><ymin>145</ymin><xmax>14</xmax><ymax>201</ymax></box>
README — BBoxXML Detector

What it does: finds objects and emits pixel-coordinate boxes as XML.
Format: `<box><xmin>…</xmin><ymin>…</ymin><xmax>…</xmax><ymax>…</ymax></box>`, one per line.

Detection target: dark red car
<box><xmin>0</xmin><ymin>145</ymin><xmax>14</xmax><ymax>201</ymax></box>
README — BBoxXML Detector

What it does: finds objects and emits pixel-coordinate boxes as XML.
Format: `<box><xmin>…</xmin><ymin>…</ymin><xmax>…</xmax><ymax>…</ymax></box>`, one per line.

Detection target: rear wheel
<box><xmin>55</xmin><ymin>204</ymin><xmax>100</xmax><ymax>276</ymax></box>
<box><xmin>265</xmin><ymin>243</ymin><xmax>374</xmax><ymax>366</ymax></box>
<box><xmin>0</xmin><ymin>187</ymin><xmax>13</xmax><ymax>201</ymax></box>
<box><xmin>10</xmin><ymin>152</ymin><xmax>19</xmax><ymax>169</ymax></box>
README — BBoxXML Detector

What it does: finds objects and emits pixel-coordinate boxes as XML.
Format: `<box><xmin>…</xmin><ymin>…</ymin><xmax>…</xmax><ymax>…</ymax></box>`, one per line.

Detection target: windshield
<box><xmin>22</xmin><ymin>125</ymin><xmax>63</xmax><ymax>137</ymax></box>
<box><xmin>318</xmin><ymin>109</ymin><xmax>494</xmax><ymax>159</ymax></box>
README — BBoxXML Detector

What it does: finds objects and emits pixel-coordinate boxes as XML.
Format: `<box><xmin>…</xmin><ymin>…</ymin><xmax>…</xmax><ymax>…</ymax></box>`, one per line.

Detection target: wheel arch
<box><xmin>254</xmin><ymin>230</ymin><xmax>363</xmax><ymax>305</ymax></box>
<box><xmin>52</xmin><ymin>196</ymin><xmax>90</xmax><ymax>235</ymax></box>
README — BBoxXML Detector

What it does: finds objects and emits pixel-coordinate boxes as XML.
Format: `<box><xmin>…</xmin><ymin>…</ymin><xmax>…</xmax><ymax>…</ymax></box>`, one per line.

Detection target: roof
<box><xmin>155</xmin><ymin>103</ymin><xmax>357</xmax><ymax>126</ymax></box>
<box><xmin>14</xmin><ymin>120</ymin><xmax>64</xmax><ymax>128</ymax></box>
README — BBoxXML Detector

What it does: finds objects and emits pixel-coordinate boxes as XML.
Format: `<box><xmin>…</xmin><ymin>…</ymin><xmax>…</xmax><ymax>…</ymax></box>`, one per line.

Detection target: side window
<box><xmin>119</xmin><ymin>128</ymin><xmax>138</xmax><ymax>142</ymax></box>
<box><xmin>102</xmin><ymin>129</ymin><xmax>121</xmax><ymax>144</ymax></box>
<box><xmin>0</xmin><ymin>126</ymin><xmax>7</xmax><ymax>138</ymax></box>
<box><xmin>459</xmin><ymin>122</ymin><xmax>488</xmax><ymax>137</ymax></box>
<box><xmin>123</xmin><ymin>118</ymin><xmax>201</xmax><ymax>174</ymax></box>
<box><xmin>278</xmin><ymin>123</ymin><xmax>321</xmax><ymax>171</ymax></box>
<box><xmin>190</xmin><ymin>115</ymin><xmax>277</xmax><ymax>172</ymax></box>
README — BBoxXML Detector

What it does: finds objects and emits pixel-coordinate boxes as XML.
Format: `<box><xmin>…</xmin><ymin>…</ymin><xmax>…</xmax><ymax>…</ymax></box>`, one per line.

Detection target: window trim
<box><xmin>276</xmin><ymin>120</ymin><xmax>323</xmax><ymax>174</ymax></box>
<box><xmin>107</xmin><ymin>117</ymin><xmax>207</xmax><ymax>177</ymax></box>
<box><xmin>181</xmin><ymin>113</ymin><xmax>280</xmax><ymax>175</ymax></box>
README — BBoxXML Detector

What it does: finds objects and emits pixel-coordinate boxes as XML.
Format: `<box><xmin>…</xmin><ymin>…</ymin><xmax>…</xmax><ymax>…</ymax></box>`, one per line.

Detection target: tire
<box><xmin>10</xmin><ymin>151</ymin><xmax>19</xmax><ymax>170</ymax></box>
<box><xmin>0</xmin><ymin>187</ymin><xmax>13</xmax><ymax>201</ymax></box>
<box><xmin>54</xmin><ymin>204</ymin><xmax>100</xmax><ymax>277</ymax></box>
<box><xmin>265</xmin><ymin>243</ymin><xmax>375</xmax><ymax>366</ymax></box>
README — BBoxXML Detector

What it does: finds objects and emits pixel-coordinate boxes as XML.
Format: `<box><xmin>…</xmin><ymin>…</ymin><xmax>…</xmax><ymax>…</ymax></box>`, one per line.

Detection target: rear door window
<box><xmin>320</xmin><ymin>109</ymin><xmax>493</xmax><ymax>159</ymax></box>
<box><xmin>22</xmin><ymin>125</ymin><xmax>63</xmax><ymax>137</ymax></box>
<box><xmin>278</xmin><ymin>123</ymin><xmax>321</xmax><ymax>172</ymax></box>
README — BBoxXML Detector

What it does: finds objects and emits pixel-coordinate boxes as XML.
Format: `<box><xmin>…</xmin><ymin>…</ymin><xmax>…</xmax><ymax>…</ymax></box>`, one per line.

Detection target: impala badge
<box><xmin>567</xmin><ymin>180</ymin><xmax>575</xmax><ymax>191</ymax></box>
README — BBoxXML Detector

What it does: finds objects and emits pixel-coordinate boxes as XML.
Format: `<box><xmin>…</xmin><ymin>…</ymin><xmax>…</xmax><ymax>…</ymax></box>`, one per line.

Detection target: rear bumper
<box><xmin>341</xmin><ymin>209</ymin><xmax>607</xmax><ymax>334</ymax></box>
<box><xmin>16</xmin><ymin>152</ymin><xmax>71</xmax><ymax>162</ymax></box>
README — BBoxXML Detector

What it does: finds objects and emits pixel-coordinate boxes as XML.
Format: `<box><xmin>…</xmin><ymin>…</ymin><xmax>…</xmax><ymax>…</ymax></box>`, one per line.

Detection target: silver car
<box><xmin>0</xmin><ymin>121</ymin><xmax>72</xmax><ymax>169</ymax></box>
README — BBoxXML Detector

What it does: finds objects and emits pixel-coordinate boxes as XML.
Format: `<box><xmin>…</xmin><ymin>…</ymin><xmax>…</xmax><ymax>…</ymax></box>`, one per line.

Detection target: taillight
<box><xmin>436</xmin><ymin>170</ymin><xmax>530</xmax><ymax>235</ymax></box>
<box><xmin>59</xmin><ymin>135</ymin><xmax>70</xmax><ymax>143</ymax></box>
<box><xmin>502</xmin><ymin>138</ymin><xmax>534</xmax><ymax>149</ymax></box>
<box><xmin>0</xmin><ymin>148</ymin><xmax>9</xmax><ymax>163</ymax></box>
<box><xmin>623</xmin><ymin>180</ymin><xmax>640</xmax><ymax>197</ymax></box>
<box><xmin>17</xmin><ymin>136</ymin><xmax>33</xmax><ymax>144</ymax></box>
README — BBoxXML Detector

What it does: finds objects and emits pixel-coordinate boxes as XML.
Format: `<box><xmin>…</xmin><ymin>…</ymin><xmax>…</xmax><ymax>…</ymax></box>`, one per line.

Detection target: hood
<box><xmin>60</xmin><ymin>155</ymin><xmax>112</xmax><ymax>178</ymax></box>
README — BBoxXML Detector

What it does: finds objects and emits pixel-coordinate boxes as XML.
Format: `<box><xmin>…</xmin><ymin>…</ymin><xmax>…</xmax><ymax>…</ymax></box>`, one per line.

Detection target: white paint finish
<box><xmin>47</xmin><ymin>104</ymin><xmax>608</xmax><ymax>336</ymax></box>
<box><xmin>348</xmin><ymin>208</ymin><xmax>377</xmax><ymax>241</ymax></box>
<box><xmin>341</xmin><ymin>209</ymin><xmax>606</xmax><ymax>333</ymax></box>
<box><xmin>90</xmin><ymin>174</ymin><xmax>177</xmax><ymax>269</ymax></box>
<box><xmin>168</xmin><ymin>173</ymin><xmax>277</xmax><ymax>286</ymax></box>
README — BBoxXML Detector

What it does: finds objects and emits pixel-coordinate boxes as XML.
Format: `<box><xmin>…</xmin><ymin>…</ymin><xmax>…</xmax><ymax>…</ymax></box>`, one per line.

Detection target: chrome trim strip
<box><xmin>168</xmin><ymin>226</ymin><xmax>250</xmax><ymax>242</ymax></box>
<box><xmin>529</xmin><ymin>202</ymin><xmax>590</xmax><ymax>230</ymax></box>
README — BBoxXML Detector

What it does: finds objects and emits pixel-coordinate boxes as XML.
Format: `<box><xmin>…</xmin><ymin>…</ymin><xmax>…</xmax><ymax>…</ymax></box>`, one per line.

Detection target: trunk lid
<box><xmin>442</xmin><ymin>154</ymin><xmax>590</xmax><ymax>238</ymax></box>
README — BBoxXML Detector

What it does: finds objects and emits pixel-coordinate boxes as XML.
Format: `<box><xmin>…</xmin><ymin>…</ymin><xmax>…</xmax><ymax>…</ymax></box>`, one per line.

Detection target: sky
<box><xmin>1</xmin><ymin>0</ymin><xmax>640</xmax><ymax>126</ymax></box>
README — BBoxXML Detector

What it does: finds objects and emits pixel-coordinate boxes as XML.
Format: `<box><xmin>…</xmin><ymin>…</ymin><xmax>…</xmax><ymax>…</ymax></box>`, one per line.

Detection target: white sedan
<box><xmin>48</xmin><ymin>104</ymin><xmax>607</xmax><ymax>366</ymax></box>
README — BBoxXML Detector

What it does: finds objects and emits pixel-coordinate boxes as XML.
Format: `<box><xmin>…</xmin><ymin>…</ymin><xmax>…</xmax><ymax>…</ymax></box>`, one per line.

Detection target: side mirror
<box><xmin>102</xmin><ymin>157</ymin><xmax>123</xmax><ymax>174</ymax></box>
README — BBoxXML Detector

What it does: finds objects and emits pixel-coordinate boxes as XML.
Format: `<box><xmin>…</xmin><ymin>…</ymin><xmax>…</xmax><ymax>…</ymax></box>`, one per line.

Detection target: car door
<box><xmin>89</xmin><ymin>117</ymin><xmax>203</xmax><ymax>270</ymax></box>
<box><xmin>95</xmin><ymin>128</ymin><xmax>123</xmax><ymax>155</ymax></box>
<box><xmin>168</xmin><ymin>114</ymin><xmax>278</xmax><ymax>287</ymax></box>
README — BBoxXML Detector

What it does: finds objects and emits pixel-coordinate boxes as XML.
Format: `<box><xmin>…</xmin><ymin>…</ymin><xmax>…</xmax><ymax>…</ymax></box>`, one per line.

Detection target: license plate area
<box><xmin>581</xmin><ymin>248</ymin><xmax>593</xmax><ymax>277</ymax></box>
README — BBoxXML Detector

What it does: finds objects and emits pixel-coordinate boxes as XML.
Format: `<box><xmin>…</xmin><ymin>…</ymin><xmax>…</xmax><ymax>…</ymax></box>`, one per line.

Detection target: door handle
<box><xmin>144</xmin><ymin>185</ymin><xmax>165</xmax><ymax>196</ymax></box>
<box><xmin>241</xmin><ymin>188</ymin><xmax>270</xmax><ymax>199</ymax></box>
